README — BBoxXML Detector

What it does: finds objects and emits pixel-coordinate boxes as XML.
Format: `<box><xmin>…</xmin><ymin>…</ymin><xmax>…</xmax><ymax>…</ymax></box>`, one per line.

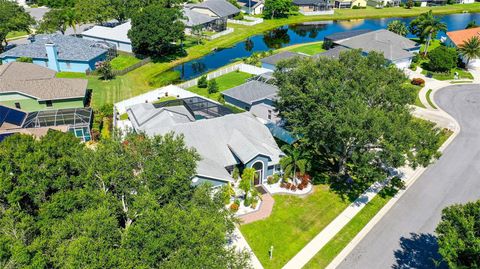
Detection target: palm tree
<box><xmin>280</xmin><ymin>144</ymin><xmax>308</xmax><ymax>184</ymax></box>
<box><xmin>458</xmin><ymin>36</ymin><xmax>480</xmax><ymax>68</ymax></box>
<box><xmin>387</xmin><ymin>20</ymin><xmax>408</xmax><ymax>37</ymax></box>
<box><xmin>466</xmin><ymin>20</ymin><xmax>479</xmax><ymax>29</ymax></box>
<box><xmin>64</xmin><ymin>8</ymin><xmax>78</xmax><ymax>35</ymax></box>
<box><xmin>410</xmin><ymin>11</ymin><xmax>447</xmax><ymax>56</ymax></box>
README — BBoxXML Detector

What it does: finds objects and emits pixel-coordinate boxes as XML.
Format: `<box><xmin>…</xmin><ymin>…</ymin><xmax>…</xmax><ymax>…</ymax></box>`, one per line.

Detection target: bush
<box><xmin>197</xmin><ymin>75</ymin><xmax>208</xmax><ymax>88</ymax></box>
<box><xmin>427</xmin><ymin>46</ymin><xmax>458</xmax><ymax>72</ymax></box>
<box><xmin>230</xmin><ymin>203</ymin><xmax>239</xmax><ymax>212</ymax></box>
<box><xmin>411</xmin><ymin>78</ymin><xmax>425</xmax><ymax>86</ymax></box>
<box><xmin>233</xmin><ymin>12</ymin><xmax>244</xmax><ymax>20</ymax></box>
<box><xmin>96</xmin><ymin>61</ymin><xmax>114</xmax><ymax>80</ymax></box>
<box><xmin>244</xmin><ymin>196</ymin><xmax>252</xmax><ymax>207</ymax></box>
<box><xmin>16</xmin><ymin>57</ymin><xmax>33</xmax><ymax>63</ymax></box>
<box><xmin>409</xmin><ymin>63</ymin><xmax>417</xmax><ymax>71</ymax></box>
<box><xmin>234</xmin><ymin>199</ymin><xmax>241</xmax><ymax>206</ymax></box>
<box><xmin>208</xmin><ymin>79</ymin><xmax>219</xmax><ymax>94</ymax></box>
<box><xmin>414</xmin><ymin>1</ymin><xmax>421</xmax><ymax>6</ymax></box>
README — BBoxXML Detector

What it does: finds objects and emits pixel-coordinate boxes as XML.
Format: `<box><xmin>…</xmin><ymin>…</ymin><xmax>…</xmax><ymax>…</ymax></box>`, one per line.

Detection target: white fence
<box><xmin>227</xmin><ymin>16</ymin><xmax>263</xmax><ymax>26</ymax></box>
<box><xmin>207</xmin><ymin>28</ymin><xmax>234</xmax><ymax>40</ymax></box>
<box><xmin>177</xmin><ymin>63</ymin><xmax>271</xmax><ymax>89</ymax></box>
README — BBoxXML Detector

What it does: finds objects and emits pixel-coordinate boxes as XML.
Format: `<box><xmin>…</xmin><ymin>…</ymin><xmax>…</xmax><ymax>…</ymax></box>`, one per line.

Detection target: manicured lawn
<box><xmin>187</xmin><ymin>71</ymin><xmax>252</xmax><ymax>101</ymax></box>
<box><xmin>56</xmin><ymin>72</ymin><xmax>87</xmax><ymax>79</ymax></box>
<box><xmin>426</xmin><ymin>89</ymin><xmax>437</xmax><ymax>109</ymax></box>
<box><xmin>303</xmin><ymin>193</ymin><xmax>393</xmax><ymax>269</ymax></box>
<box><xmin>288</xmin><ymin>42</ymin><xmax>325</xmax><ymax>55</ymax></box>
<box><xmin>417</xmin><ymin>39</ymin><xmax>442</xmax><ymax>53</ymax></box>
<box><xmin>110</xmin><ymin>53</ymin><xmax>141</xmax><ymax>70</ymax></box>
<box><xmin>413</xmin><ymin>85</ymin><xmax>425</xmax><ymax>108</ymax></box>
<box><xmin>421</xmin><ymin>68</ymin><xmax>473</xmax><ymax>81</ymax></box>
<box><xmin>240</xmin><ymin>185</ymin><xmax>351</xmax><ymax>269</ymax></box>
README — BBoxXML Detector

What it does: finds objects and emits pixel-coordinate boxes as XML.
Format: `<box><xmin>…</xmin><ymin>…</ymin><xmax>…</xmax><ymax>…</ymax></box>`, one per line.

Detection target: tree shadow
<box><xmin>392</xmin><ymin>233</ymin><xmax>447</xmax><ymax>269</ymax></box>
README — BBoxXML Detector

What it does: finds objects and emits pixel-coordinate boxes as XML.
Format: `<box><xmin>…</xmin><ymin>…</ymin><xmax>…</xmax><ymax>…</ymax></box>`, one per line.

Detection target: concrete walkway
<box><xmin>239</xmin><ymin>193</ymin><xmax>275</xmax><ymax>225</ymax></box>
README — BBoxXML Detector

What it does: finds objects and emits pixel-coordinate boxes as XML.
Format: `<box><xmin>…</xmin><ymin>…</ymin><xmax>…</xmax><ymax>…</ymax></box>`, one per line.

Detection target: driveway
<box><xmin>337</xmin><ymin>84</ymin><xmax>480</xmax><ymax>269</ymax></box>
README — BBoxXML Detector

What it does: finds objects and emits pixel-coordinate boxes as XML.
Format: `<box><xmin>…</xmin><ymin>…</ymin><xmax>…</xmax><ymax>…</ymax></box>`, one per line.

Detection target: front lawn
<box><xmin>110</xmin><ymin>53</ymin><xmax>141</xmax><ymax>70</ymax></box>
<box><xmin>288</xmin><ymin>42</ymin><xmax>325</xmax><ymax>55</ymax></box>
<box><xmin>186</xmin><ymin>71</ymin><xmax>252</xmax><ymax>101</ymax></box>
<box><xmin>421</xmin><ymin>68</ymin><xmax>473</xmax><ymax>81</ymax></box>
<box><xmin>240</xmin><ymin>185</ymin><xmax>351</xmax><ymax>269</ymax></box>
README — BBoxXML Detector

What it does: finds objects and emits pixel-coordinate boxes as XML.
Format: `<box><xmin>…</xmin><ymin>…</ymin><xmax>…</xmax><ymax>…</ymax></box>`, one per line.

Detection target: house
<box><xmin>410</xmin><ymin>0</ymin><xmax>447</xmax><ymax>6</ymax></box>
<box><xmin>367</xmin><ymin>0</ymin><xmax>400</xmax><ymax>7</ymax></box>
<box><xmin>0</xmin><ymin>34</ymin><xmax>110</xmax><ymax>73</ymax></box>
<box><xmin>183</xmin><ymin>8</ymin><xmax>221</xmax><ymax>34</ymax></box>
<box><xmin>0</xmin><ymin>105</ymin><xmax>93</xmax><ymax>143</ymax></box>
<box><xmin>326</xmin><ymin>29</ymin><xmax>420</xmax><ymax>69</ymax></box>
<box><xmin>446</xmin><ymin>27</ymin><xmax>480</xmax><ymax>68</ymax></box>
<box><xmin>82</xmin><ymin>21</ymin><xmax>133</xmax><ymax>53</ymax></box>
<box><xmin>292</xmin><ymin>0</ymin><xmax>334</xmax><ymax>15</ymax></box>
<box><xmin>187</xmin><ymin>0</ymin><xmax>240</xmax><ymax>19</ymax></box>
<box><xmin>334</xmin><ymin>0</ymin><xmax>367</xmax><ymax>8</ymax></box>
<box><xmin>313</xmin><ymin>45</ymin><xmax>350</xmax><ymax>59</ymax></box>
<box><xmin>260</xmin><ymin>51</ymin><xmax>307</xmax><ymax>70</ymax></box>
<box><xmin>237</xmin><ymin>0</ymin><xmax>264</xmax><ymax>15</ymax></box>
<box><xmin>222</xmin><ymin>80</ymin><xmax>277</xmax><ymax>110</ymax></box>
<box><xmin>0</xmin><ymin>62</ymin><xmax>88</xmax><ymax>112</ymax></box>
<box><xmin>126</xmin><ymin>101</ymin><xmax>284</xmax><ymax>187</ymax></box>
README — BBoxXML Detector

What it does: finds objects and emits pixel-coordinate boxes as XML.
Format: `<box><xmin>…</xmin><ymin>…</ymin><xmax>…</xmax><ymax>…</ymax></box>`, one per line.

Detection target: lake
<box><xmin>174</xmin><ymin>13</ymin><xmax>480</xmax><ymax>80</ymax></box>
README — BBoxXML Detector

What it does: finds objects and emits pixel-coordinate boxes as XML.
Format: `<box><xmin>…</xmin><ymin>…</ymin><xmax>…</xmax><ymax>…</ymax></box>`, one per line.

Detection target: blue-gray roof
<box><xmin>0</xmin><ymin>34</ymin><xmax>108</xmax><ymax>62</ymax></box>
<box><xmin>222</xmin><ymin>81</ymin><xmax>278</xmax><ymax>105</ymax></box>
<box><xmin>188</xmin><ymin>0</ymin><xmax>240</xmax><ymax>18</ymax></box>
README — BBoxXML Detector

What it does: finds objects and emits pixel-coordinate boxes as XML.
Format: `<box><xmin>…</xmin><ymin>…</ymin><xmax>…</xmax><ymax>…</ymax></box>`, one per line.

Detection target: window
<box><xmin>14</xmin><ymin>102</ymin><xmax>21</xmax><ymax>109</ymax></box>
<box><xmin>66</xmin><ymin>61</ymin><xmax>71</xmax><ymax>68</ymax></box>
<box><xmin>46</xmin><ymin>100</ymin><xmax>53</xmax><ymax>107</ymax></box>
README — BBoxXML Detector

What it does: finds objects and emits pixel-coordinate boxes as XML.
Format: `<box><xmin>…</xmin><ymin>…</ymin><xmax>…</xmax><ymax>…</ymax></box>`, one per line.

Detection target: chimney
<box><xmin>45</xmin><ymin>42</ymin><xmax>60</xmax><ymax>72</ymax></box>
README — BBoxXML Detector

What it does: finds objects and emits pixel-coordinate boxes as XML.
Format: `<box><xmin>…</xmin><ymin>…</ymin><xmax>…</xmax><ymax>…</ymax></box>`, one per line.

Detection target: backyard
<box><xmin>186</xmin><ymin>71</ymin><xmax>253</xmax><ymax>101</ymax></box>
<box><xmin>110</xmin><ymin>52</ymin><xmax>141</xmax><ymax>70</ymax></box>
<box><xmin>285</xmin><ymin>42</ymin><xmax>325</xmax><ymax>55</ymax></box>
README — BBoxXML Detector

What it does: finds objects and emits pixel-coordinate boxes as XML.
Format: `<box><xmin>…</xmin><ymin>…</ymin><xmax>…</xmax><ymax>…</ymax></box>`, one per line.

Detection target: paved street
<box><xmin>337</xmin><ymin>84</ymin><xmax>480</xmax><ymax>269</ymax></box>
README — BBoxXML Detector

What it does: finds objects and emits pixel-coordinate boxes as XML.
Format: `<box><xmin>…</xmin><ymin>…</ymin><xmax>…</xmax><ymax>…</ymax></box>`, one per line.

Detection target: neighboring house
<box><xmin>183</xmin><ymin>8</ymin><xmax>220</xmax><ymax>34</ymax></box>
<box><xmin>126</xmin><ymin>101</ymin><xmax>284</xmax><ymax>187</ymax></box>
<box><xmin>260</xmin><ymin>51</ymin><xmax>307</xmax><ymax>70</ymax></box>
<box><xmin>82</xmin><ymin>21</ymin><xmax>133</xmax><ymax>53</ymax></box>
<box><xmin>335</xmin><ymin>0</ymin><xmax>367</xmax><ymax>8</ymax></box>
<box><xmin>312</xmin><ymin>45</ymin><xmax>350</xmax><ymax>59</ymax></box>
<box><xmin>222</xmin><ymin>80</ymin><xmax>278</xmax><ymax>111</ymax></box>
<box><xmin>183</xmin><ymin>0</ymin><xmax>240</xmax><ymax>33</ymax></box>
<box><xmin>0</xmin><ymin>62</ymin><xmax>88</xmax><ymax>112</ymax></box>
<box><xmin>237</xmin><ymin>0</ymin><xmax>264</xmax><ymax>14</ymax></box>
<box><xmin>0</xmin><ymin>105</ymin><xmax>93</xmax><ymax>142</ymax></box>
<box><xmin>0</xmin><ymin>34</ymin><xmax>110</xmax><ymax>73</ymax></box>
<box><xmin>327</xmin><ymin>29</ymin><xmax>420</xmax><ymax>69</ymax></box>
<box><xmin>446</xmin><ymin>27</ymin><xmax>480</xmax><ymax>68</ymax></box>
<box><xmin>410</xmin><ymin>0</ymin><xmax>447</xmax><ymax>6</ymax></box>
<box><xmin>367</xmin><ymin>0</ymin><xmax>400</xmax><ymax>7</ymax></box>
<box><xmin>292</xmin><ymin>0</ymin><xmax>334</xmax><ymax>15</ymax></box>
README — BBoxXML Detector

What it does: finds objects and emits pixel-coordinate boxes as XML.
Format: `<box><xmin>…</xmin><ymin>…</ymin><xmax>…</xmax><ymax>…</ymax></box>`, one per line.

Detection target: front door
<box><xmin>252</xmin><ymin>161</ymin><xmax>263</xmax><ymax>185</ymax></box>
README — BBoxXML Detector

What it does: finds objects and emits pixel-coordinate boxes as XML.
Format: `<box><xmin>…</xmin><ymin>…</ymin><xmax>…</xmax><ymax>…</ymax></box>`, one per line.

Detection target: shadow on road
<box><xmin>392</xmin><ymin>233</ymin><xmax>447</xmax><ymax>269</ymax></box>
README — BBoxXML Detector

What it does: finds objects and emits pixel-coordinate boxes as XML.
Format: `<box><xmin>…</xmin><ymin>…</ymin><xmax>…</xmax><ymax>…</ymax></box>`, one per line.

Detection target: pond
<box><xmin>174</xmin><ymin>13</ymin><xmax>480</xmax><ymax>80</ymax></box>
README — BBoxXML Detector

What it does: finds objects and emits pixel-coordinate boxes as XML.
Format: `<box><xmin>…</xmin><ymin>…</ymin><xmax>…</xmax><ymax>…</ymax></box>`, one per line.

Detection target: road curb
<box><xmin>325</xmin><ymin>85</ymin><xmax>462</xmax><ymax>269</ymax></box>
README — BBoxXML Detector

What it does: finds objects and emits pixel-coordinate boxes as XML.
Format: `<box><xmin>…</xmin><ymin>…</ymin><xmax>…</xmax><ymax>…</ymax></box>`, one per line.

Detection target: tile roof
<box><xmin>81</xmin><ymin>21</ymin><xmax>132</xmax><ymax>43</ymax></box>
<box><xmin>188</xmin><ymin>0</ymin><xmax>240</xmax><ymax>18</ymax></box>
<box><xmin>0</xmin><ymin>34</ymin><xmax>108</xmax><ymax>62</ymax></box>
<box><xmin>0</xmin><ymin>62</ymin><xmax>87</xmax><ymax>100</ymax></box>
<box><xmin>446</xmin><ymin>27</ymin><xmax>480</xmax><ymax>47</ymax></box>
<box><xmin>334</xmin><ymin>29</ymin><xmax>418</xmax><ymax>61</ymax></box>
<box><xmin>222</xmin><ymin>80</ymin><xmax>278</xmax><ymax>105</ymax></box>
<box><xmin>260</xmin><ymin>51</ymin><xmax>307</xmax><ymax>66</ymax></box>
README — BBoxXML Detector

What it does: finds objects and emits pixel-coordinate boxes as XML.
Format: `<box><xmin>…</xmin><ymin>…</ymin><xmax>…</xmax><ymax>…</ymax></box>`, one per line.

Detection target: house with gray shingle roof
<box><xmin>0</xmin><ymin>34</ymin><xmax>110</xmax><ymax>73</ymax></box>
<box><xmin>126</xmin><ymin>101</ymin><xmax>283</xmax><ymax>187</ymax></box>
<box><xmin>184</xmin><ymin>0</ymin><xmax>240</xmax><ymax>33</ymax></box>
<box><xmin>222</xmin><ymin>80</ymin><xmax>278</xmax><ymax>110</ymax></box>
<box><xmin>0</xmin><ymin>62</ymin><xmax>88</xmax><ymax>111</ymax></box>
<box><xmin>260</xmin><ymin>51</ymin><xmax>307</xmax><ymax>70</ymax></box>
<box><xmin>82</xmin><ymin>21</ymin><xmax>133</xmax><ymax>53</ymax></box>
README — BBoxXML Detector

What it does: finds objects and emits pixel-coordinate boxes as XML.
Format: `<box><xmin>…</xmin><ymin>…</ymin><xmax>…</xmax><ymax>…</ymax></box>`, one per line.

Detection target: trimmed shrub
<box><xmin>233</xmin><ymin>12</ymin><xmax>244</xmax><ymax>20</ymax></box>
<box><xmin>16</xmin><ymin>57</ymin><xmax>33</xmax><ymax>63</ymax></box>
<box><xmin>427</xmin><ymin>46</ymin><xmax>458</xmax><ymax>72</ymax></box>
<box><xmin>230</xmin><ymin>203</ymin><xmax>239</xmax><ymax>212</ymax></box>
<box><xmin>411</xmin><ymin>78</ymin><xmax>425</xmax><ymax>86</ymax></box>
<box><xmin>244</xmin><ymin>196</ymin><xmax>252</xmax><ymax>207</ymax></box>
<box><xmin>197</xmin><ymin>75</ymin><xmax>208</xmax><ymax>88</ymax></box>
<box><xmin>208</xmin><ymin>79</ymin><xmax>219</xmax><ymax>94</ymax></box>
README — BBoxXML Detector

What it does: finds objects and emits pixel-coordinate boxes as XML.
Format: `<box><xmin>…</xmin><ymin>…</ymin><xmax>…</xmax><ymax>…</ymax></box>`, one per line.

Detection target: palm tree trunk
<box><xmin>424</xmin><ymin>32</ymin><xmax>432</xmax><ymax>56</ymax></box>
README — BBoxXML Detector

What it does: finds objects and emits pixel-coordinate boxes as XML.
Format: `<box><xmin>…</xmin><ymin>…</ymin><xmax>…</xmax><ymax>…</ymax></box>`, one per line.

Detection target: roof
<box><xmin>81</xmin><ymin>21</ymin><xmax>131</xmax><ymax>43</ymax></box>
<box><xmin>188</xmin><ymin>0</ymin><xmax>240</xmax><ymax>18</ymax></box>
<box><xmin>222</xmin><ymin>81</ymin><xmax>278</xmax><ymax>105</ymax></box>
<box><xmin>334</xmin><ymin>29</ymin><xmax>418</xmax><ymax>61</ymax></box>
<box><xmin>127</xmin><ymin>105</ymin><xmax>283</xmax><ymax>182</ymax></box>
<box><xmin>293</xmin><ymin>0</ymin><xmax>330</xmax><ymax>5</ymax></box>
<box><xmin>0</xmin><ymin>34</ymin><xmax>108</xmax><ymax>62</ymax></box>
<box><xmin>324</xmin><ymin>29</ymin><xmax>373</xmax><ymax>41</ymax></box>
<box><xmin>446</xmin><ymin>27</ymin><xmax>480</xmax><ymax>47</ymax></box>
<box><xmin>127</xmin><ymin>103</ymin><xmax>195</xmax><ymax>134</ymax></box>
<box><xmin>237</xmin><ymin>0</ymin><xmax>263</xmax><ymax>8</ymax></box>
<box><xmin>250</xmin><ymin>103</ymin><xmax>281</xmax><ymax>124</ymax></box>
<box><xmin>260</xmin><ymin>51</ymin><xmax>307</xmax><ymax>66</ymax></box>
<box><xmin>313</xmin><ymin>46</ymin><xmax>350</xmax><ymax>59</ymax></box>
<box><xmin>0</xmin><ymin>62</ymin><xmax>87</xmax><ymax>101</ymax></box>
<box><xmin>182</xmin><ymin>8</ymin><xmax>217</xmax><ymax>27</ymax></box>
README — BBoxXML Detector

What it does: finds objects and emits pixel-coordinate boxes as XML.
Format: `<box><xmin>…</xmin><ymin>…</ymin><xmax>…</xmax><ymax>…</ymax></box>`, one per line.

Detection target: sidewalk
<box><xmin>239</xmin><ymin>193</ymin><xmax>275</xmax><ymax>224</ymax></box>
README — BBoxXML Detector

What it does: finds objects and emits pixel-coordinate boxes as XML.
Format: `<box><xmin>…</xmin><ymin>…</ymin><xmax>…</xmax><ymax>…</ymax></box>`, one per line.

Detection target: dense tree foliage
<box><xmin>0</xmin><ymin>131</ymin><xmax>250</xmax><ymax>268</ymax></box>
<box><xmin>436</xmin><ymin>200</ymin><xmax>480</xmax><ymax>268</ymax></box>
<box><xmin>427</xmin><ymin>45</ymin><xmax>458</xmax><ymax>72</ymax></box>
<box><xmin>128</xmin><ymin>3</ymin><xmax>185</xmax><ymax>57</ymax></box>
<box><xmin>409</xmin><ymin>11</ymin><xmax>447</xmax><ymax>55</ymax></box>
<box><xmin>0</xmin><ymin>0</ymin><xmax>35</xmax><ymax>52</ymax></box>
<box><xmin>263</xmin><ymin>0</ymin><xmax>296</xmax><ymax>19</ymax></box>
<box><xmin>274</xmin><ymin>50</ymin><xmax>442</xmax><ymax>194</ymax></box>
<box><xmin>387</xmin><ymin>20</ymin><xmax>409</xmax><ymax>36</ymax></box>
<box><xmin>75</xmin><ymin>0</ymin><xmax>115</xmax><ymax>24</ymax></box>
<box><xmin>37</xmin><ymin>8</ymin><xmax>78</xmax><ymax>35</ymax></box>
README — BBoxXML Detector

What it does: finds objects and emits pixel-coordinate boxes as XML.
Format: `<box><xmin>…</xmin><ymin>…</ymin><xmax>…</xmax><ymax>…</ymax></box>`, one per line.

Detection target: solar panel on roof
<box><xmin>0</xmin><ymin>105</ymin><xmax>27</xmax><ymax>127</ymax></box>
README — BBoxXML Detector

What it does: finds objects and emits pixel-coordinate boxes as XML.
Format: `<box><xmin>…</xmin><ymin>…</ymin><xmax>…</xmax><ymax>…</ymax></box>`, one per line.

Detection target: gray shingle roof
<box><xmin>260</xmin><ymin>51</ymin><xmax>307</xmax><ymax>66</ymax></box>
<box><xmin>0</xmin><ymin>62</ymin><xmax>87</xmax><ymax>100</ymax></box>
<box><xmin>182</xmin><ymin>8</ymin><xmax>217</xmax><ymax>27</ymax></box>
<box><xmin>0</xmin><ymin>34</ymin><xmax>108</xmax><ymax>62</ymax></box>
<box><xmin>127</xmin><ymin>103</ymin><xmax>195</xmax><ymax>134</ymax></box>
<box><xmin>334</xmin><ymin>29</ymin><xmax>419</xmax><ymax>61</ymax></box>
<box><xmin>312</xmin><ymin>46</ymin><xmax>350</xmax><ymax>59</ymax></box>
<box><xmin>293</xmin><ymin>0</ymin><xmax>329</xmax><ymax>5</ymax></box>
<box><xmin>324</xmin><ymin>29</ymin><xmax>373</xmax><ymax>42</ymax></box>
<box><xmin>222</xmin><ymin>81</ymin><xmax>278</xmax><ymax>105</ymax></box>
<box><xmin>189</xmin><ymin>0</ymin><xmax>240</xmax><ymax>18</ymax></box>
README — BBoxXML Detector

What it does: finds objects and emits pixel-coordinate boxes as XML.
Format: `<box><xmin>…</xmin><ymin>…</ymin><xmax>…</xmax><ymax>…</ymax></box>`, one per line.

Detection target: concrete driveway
<box><xmin>337</xmin><ymin>84</ymin><xmax>480</xmax><ymax>269</ymax></box>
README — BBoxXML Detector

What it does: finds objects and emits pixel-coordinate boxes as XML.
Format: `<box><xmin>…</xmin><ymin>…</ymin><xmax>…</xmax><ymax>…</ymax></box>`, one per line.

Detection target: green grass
<box><xmin>426</xmin><ymin>89</ymin><xmax>437</xmax><ymax>109</ymax></box>
<box><xmin>240</xmin><ymin>185</ymin><xmax>351</xmax><ymax>269</ymax></box>
<box><xmin>187</xmin><ymin>71</ymin><xmax>252</xmax><ymax>102</ymax></box>
<box><xmin>110</xmin><ymin>53</ymin><xmax>141</xmax><ymax>70</ymax></box>
<box><xmin>56</xmin><ymin>72</ymin><xmax>87</xmax><ymax>79</ymax></box>
<box><xmin>303</xmin><ymin>193</ymin><xmax>393</xmax><ymax>269</ymax></box>
<box><xmin>421</xmin><ymin>68</ymin><xmax>473</xmax><ymax>81</ymax></box>
<box><xmin>450</xmin><ymin>80</ymin><xmax>473</xmax><ymax>84</ymax></box>
<box><xmin>288</xmin><ymin>42</ymin><xmax>325</xmax><ymax>55</ymax></box>
<box><xmin>6</xmin><ymin>31</ymin><xmax>28</xmax><ymax>40</ymax></box>
<box><xmin>414</xmin><ymin>86</ymin><xmax>425</xmax><ymax>108</ymax></box>
<box><xmin>418</xmin><ymin>39</ymin><xmax>442</xmax><ymax>53</ymax></box>
<box><xmin>119</xmin><ymin>113</ymin><xmax>129</xmax><ymax>120</ymax></box>
<box><xmin>152</xmin><ymin>96</ymin><xmax>177</xmax><ymax>104</ymax></box>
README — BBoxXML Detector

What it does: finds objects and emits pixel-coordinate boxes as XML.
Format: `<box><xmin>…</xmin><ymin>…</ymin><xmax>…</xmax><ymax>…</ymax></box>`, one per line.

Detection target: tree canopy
<box><xmin>0</xmin><ymin>0</ymin><xmax>35</xmax><ymax>52</ymax></box>
<box><xmin>387</xmin><ymin>20</ymin><xmax>409</xmax><ymax>36</ymax></box>
<box><xmin>274</xmin><ymin>50</ymin><xmax>442</xmax><ymax>195</ymax></box>
<box><xmin>263</xmin><ymin>0</ymin><xmax>297</xmax><ymax>19</ymax></box>
<box><xmin>427</xmin><ymin>45</ymin><xmax>458</xmax><ymax>72</ymax></box>
<box><xmin>436</xmin><ymin>200</ymin><xmax>480</xmax><ymax>268</ymax></box>
<box><xmin>37</xmin><ymin>8</ymin><xmax>78</xmax><ymax>35</ymax></box>
<box><xmin>409</xmin><ymin>11</ymin><xmax>447</xmax><ymax>55</ymax></box>
<box><xmin>0</xmin><ymin>131</ymin><xmax>250</xmax><ymax>268</ymax></box>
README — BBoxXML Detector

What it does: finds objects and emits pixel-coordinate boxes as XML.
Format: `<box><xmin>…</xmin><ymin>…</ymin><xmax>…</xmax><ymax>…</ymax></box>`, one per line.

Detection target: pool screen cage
<box><xmin>154</xmin><ymin>96</ymin><xmax>232</xmax><ymax>119</ymax></box>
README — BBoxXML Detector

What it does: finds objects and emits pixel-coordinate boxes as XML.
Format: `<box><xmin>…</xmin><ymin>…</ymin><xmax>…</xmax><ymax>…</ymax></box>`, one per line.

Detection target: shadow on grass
<box><xmin>393</xmin><ymin>233</ymin><xmax>446</xmax><ymax>269</ymax></box>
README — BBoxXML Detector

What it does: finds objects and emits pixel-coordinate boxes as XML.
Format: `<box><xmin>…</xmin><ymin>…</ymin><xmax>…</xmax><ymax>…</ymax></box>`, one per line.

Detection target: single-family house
<box><xmin>237</xmin><ymin>0</ymin><xmax>264</xmax><ymax>15</ymax></box>
<box><xmin>183</xmin><ymin>8</ymin><xmax>221</xmax><ymax>34</ymax></box>
<box><xmin>446</xmin><ymin>27</ymin><xmax>480</xmax><ymax>69</ymax></box>
<box><xmin>222</xmin><ymin>80</ymin><xmax>278</xmax><ymax>110</ymax></box>
<box><xmin>126</xmin><ymin>101</ymin><xmax>284</xmax><ymax>187</ymax></box>
<box><xmin>0</xmin><ymin>62</ymin><xmax>88</xmax><ymax>112</ymax></box>
<box><xmin>0</xmin><ymin>34</ymin><xmax>110</xmax><ymax>73</ymax></box>
<box><xmin>313</xmin><ymin>45</ymin><xmax>350</xmax><ymax>59</ymax></box>
<box><xmin>367</xmin><ymin>0</ymin><xmax>400</xmax><ymax>7</ymax></box>
<box><xmin>187</xmin><ymin>0</ymin><xmax>240</xmax><ymax>18</ymax></box>
<box><xmin>326</xmin><ymin>29</ymin><xmax>420</xmax><ymax>69</ymax></box>
<box><xmin>292</xmin><ymin>0</ymin><xmax>334</xmax><ymax>15</ymax></box>
<box><xmin>82</xmin><ymin>21</ymin><xmax>133</xmax><ymax>53</ymax></box>
<box><xmin>183</xmin><ymin>0</ymin><xmax>240</xmax><ymax>33</ymax></box>
<box><xmin>334</xmin><ymin>0</ymin><xmax>367</xmax><ymax>8</ymax></box>
<box><xmin>260</xmin><ymin>51</ymin><xmax>307</xmax><ymax>70</ymax></box>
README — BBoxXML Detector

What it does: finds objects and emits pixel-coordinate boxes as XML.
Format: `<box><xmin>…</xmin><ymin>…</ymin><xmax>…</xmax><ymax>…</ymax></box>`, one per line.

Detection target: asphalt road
<box><xmin>337</xmin><ymin>84</ymin><xmax>480</xmax><ymax>269</ymax></box>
